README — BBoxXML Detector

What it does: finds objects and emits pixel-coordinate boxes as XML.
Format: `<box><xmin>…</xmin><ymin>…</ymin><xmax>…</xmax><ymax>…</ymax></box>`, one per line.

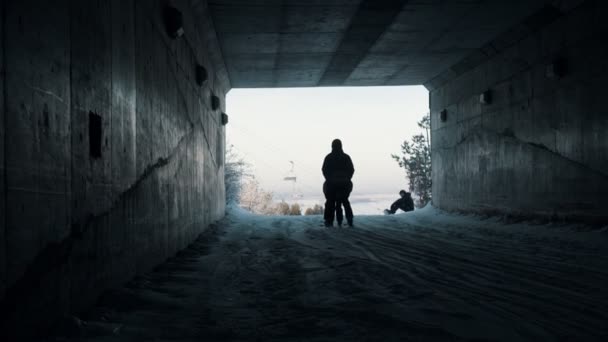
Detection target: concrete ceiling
<box><xmin>208</xmin><ymin>0</ymin><xmax>554</xmax><ymax>88</ymax></box>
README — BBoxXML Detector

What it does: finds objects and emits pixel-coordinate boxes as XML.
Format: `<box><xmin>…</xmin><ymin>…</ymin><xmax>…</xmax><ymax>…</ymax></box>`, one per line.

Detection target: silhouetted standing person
<box><xmin>384</xmin><ymin>190</ymin><xmax>414</xmax><ymax>214</ymax></box>
<box><xmin>322</xmin><ymin>139</ymin><xmax>354</xmax><ymax>227</ymax></box>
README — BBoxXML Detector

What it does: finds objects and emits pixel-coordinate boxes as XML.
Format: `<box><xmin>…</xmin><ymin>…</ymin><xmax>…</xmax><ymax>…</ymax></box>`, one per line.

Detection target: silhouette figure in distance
<box><xmin>322</xmin><ymin>139</ymin><xmax>354</xmax><ymax>227</ymax></box>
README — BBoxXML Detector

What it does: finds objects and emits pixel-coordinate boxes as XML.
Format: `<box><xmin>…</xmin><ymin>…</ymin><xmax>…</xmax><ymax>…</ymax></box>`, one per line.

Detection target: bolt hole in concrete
<box><xmin>89</xmin><ymin>111</ymin><xmax>102</xmax><ymax>158</ymax></box>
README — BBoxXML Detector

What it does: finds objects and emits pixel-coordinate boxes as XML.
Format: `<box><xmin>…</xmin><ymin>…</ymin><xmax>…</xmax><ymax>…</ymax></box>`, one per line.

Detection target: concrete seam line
<box><xmin>71</xmin><ymin>126</ymin><xmax>195</xmax><ymax>241</ymax></box>
<box><xmin>318</xmin><ymin>0</ymin><xmax>409</xmax><ymax>86</ymax></box>
<box><xmin>433</xmin><ymin>126</ymin><xmax>608</xmax><ymax>180</ymax></box>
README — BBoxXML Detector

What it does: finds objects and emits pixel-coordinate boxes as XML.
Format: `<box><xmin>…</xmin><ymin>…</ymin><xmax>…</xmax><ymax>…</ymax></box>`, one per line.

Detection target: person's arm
<box><xmin>394</xmin><ymin>198</ymin><xmax>406</xmax><ymax>211</ymax></box>
<box><xmin>322</xmin><ymin>156</ymin><xmax>329</xmax><ymax>179</ymax></box>
<box><xmin>347</xmin><ymin>155</ymin><xmax>354</xmax><ymax>179</ymax></box>
<box><xmin>405</xmin><ymin>197</ymin><xmax>414</xmax><ymax>211</ymax></box>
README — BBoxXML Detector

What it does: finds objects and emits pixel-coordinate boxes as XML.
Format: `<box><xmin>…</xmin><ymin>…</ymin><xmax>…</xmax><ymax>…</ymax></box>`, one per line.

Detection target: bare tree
<box><xmin>275</xmin><ymin>201</ymin><xmax>290</xmax><ymax>215</ymax></box>
<box><xmin>239</xmin><ymin>179</ymin><xmax>276</xmax><ymax>215</ymax></box>
<box><xmin>289</xmin><ymin>203</ymin><xmax>302</xmax><ymax>216</ymax></box>
<box><xmin>226</xmin><ymin>144</ymin><xmax>313</xmax><ymax>216</ymax></box>
<box><xmin>224</xmin><ymin>144</ymin><xmax>252</xmax><ymax>204</ymax></box>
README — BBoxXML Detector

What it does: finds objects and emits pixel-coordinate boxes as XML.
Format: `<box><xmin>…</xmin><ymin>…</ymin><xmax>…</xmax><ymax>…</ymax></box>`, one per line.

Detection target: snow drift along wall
<box><xmin>429</xmin><ymin>2</ymin><xmax>608</xmax><ymax>222</ymax></box>
<box><xmin>0</xmin><ymin>0</ymin><xmax>229</xmax><ymax>337</ymax></box>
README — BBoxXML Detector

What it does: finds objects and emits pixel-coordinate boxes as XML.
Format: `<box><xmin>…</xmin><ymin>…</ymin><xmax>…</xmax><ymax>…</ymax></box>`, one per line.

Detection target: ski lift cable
<box><xmin>228</xmin><ymin>133</ymin><xmax>326</xmax><ymax>193</ymax></box>
<box><xmin>229</xmin><ymin>122</ymin><xmax>328</xmax><ymax>178</ymax></box>
<box><xmin>230</xmin><ymin>124</ymin><xmax>321</xmax><ymax>175</ymax></box>
<box><xmin>229</xmin><ymin>145</ymin><xmax>321</xmax><ymax>195</ymax></box>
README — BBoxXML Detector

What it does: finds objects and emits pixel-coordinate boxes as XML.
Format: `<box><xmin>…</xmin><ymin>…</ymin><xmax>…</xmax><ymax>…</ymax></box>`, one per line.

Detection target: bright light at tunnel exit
<box><xmin>226</xmin><ymin>86</ymin><xmax>429</xmax><ymax>215</ymax></box>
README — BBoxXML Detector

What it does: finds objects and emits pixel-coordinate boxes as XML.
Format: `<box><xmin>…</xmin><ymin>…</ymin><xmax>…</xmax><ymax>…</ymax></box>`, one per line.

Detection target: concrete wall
<box><xmin>0</xmin><ymin>0</ymin><xmax>228</xmax><ymax>337</ymax></box>
<box><xmin>430</xmin><ymin>1</ymin><xmax>608</xmax><ymax>222</ymax></box>
<box><xmin>1</xmin><ymin>0</ymin><xmax>6</xmax><ymax>302</ymax></box>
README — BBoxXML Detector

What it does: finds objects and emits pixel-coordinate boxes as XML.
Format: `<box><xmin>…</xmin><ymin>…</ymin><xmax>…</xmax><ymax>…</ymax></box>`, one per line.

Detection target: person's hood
<box><xmin>331</xmin><ymin>139</ymin><xmax>343</xmax><ymax>152</ymax></box>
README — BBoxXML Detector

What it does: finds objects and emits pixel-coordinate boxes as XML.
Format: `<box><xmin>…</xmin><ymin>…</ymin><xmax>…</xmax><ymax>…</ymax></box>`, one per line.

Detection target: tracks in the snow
<box><xmin>50</xmin><ymin>209</ymin><xmax>608</xmax><ymax>341</ymax></box>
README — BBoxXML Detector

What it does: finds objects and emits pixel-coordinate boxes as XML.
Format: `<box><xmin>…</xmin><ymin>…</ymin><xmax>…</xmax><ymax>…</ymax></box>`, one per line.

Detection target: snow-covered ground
<box><xmin>52</xmin><ymin>206</ymin><xmax>608</xmax><ymax>341</ymax></box>
<box><xmin>277</xmin><ymin>193</ymin><xmax>400</xmax><ymax>215</ymax></box>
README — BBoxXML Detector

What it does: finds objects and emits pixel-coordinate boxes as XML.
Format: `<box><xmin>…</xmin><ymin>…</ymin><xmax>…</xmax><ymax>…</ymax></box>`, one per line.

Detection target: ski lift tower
<box><xmin>283</xmin><ymin>161</ymin><xmax>298</xmax><ymax>199</ymax></box>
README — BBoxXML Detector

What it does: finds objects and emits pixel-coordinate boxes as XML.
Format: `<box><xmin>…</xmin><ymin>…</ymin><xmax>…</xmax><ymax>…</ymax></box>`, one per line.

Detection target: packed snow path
<box><xmin>60</xmin><ymin>207</ymin><xmax>608</xmax><ymax>341</ymax></box>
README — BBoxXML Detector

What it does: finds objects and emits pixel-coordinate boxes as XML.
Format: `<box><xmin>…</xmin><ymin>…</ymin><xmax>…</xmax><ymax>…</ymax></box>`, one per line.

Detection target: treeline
<box><xmin>225</xmin><ymin>145</ymin><xmax>323</xmax><ymax>216</ymax></box>
<box><xmin>239</xmin><ymin>179</ymin><xmax>323</xmax><ymax>216</ymax></box>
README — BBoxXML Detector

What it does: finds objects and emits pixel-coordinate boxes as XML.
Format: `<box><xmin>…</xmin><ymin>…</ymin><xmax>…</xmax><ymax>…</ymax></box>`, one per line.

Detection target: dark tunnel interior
<box><xmin>0</xmin><ymin>0</ymin><xmax>607</xmax><ymax>340</ymax></box>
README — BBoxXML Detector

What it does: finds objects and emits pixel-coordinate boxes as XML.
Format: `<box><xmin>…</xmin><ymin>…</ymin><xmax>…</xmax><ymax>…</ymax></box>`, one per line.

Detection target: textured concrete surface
<box><xmin>0</xmin><ymin>0</ymin><xmax>228</xmax><ymax>337</ymax></box>
<box><xmin>0</xmin><ymin>0</ymin><xmax>5</xmax><ymax>301</ymax></box>
<box><xmin>430</xmin><ymin>1</ymin><xmax>608</xmax><ymax>222</ymax></box>
<box><xmin>209</xmin><ymin>0</ymin><xmax>553</xmax><ymax>87</ymax></box>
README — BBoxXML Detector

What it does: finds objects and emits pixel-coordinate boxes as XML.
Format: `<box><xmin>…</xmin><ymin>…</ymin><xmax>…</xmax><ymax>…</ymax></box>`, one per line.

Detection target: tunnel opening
<box><xmin>225</xmin><ymin>86</ymin><xmax>429</xmax><ymax>217</ymax></box>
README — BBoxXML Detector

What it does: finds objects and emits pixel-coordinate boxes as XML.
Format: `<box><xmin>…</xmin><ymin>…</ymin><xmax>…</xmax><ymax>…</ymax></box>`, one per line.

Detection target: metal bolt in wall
<box><xmin>211</xmin><ymin>94</ymin><xmax>220</xmax><ymax>110</ymax></box>
<box><xmin>195</xmin><ymin>64</ymin><xmax>208</xmax><ymax>86</ymax></box>
<box><xmin>479</xmin><ymin>90</ymin><xmax>492</xmax><ymax>104</ymax></box>
<box><xmin>89</xmin><ymin>112</ymin><xmax>102</xmax><ymax>158</ymax></box>
<box><xmin>164</xmin><ymin>6</ymin><xmax>184</xmax><ymax>38</ymax></box>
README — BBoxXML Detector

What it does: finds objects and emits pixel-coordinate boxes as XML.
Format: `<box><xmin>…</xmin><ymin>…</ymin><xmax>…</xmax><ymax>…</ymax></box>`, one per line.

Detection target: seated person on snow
<box><xmin>384</xmin><ymin>190</ymin><xmax>414</xmax><ymax>215</ymax></box>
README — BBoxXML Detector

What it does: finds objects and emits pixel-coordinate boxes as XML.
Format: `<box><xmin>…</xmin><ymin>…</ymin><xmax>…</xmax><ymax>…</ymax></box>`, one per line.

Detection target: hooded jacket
<box><xmin>322</xmin><ymin>143</ymin><xmax>354</xmax><ymax>184</ymax></box>
<box><xmin>391</xmin><ymin>194</ymin><xmax>414</xmax><ymax>212</ymax></box>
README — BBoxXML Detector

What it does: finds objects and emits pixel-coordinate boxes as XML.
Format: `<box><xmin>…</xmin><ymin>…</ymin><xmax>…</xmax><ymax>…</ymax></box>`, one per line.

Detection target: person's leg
<box><xmin>343</xmin><ymin>199</ymin><xmax>353</xmax><ymax>226</ymax></box>
<box><xmin>388</xmin><ymin>203</ymin><xmax>399</xmax><ymax>214</ymax></box>
<box><xmin>323</xmin><ymin>182</ymin><xmax>330</xmax><ymax>224</ymax></box>
<box><xmin>323</xmin><ymin>182</ymin><xmax>336</xmax><ymax>226</ymax></box>
<box><xmin>343</xmin><ymin>182</ymin><xmax>354</xmax><ymax>226</ymax></box>
<box><xmin>335</xmin><ymin>200</ymin><xmax>343</xmax><ymax>226</ymax></box>
<box><xmin>334</xmin><ymin>187</ymin><xmax>345</xmax><ymax>226</ymax></box>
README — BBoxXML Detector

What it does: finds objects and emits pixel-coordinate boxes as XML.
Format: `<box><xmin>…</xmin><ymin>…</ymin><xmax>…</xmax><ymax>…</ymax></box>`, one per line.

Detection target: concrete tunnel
<box><xmin>0</xmin><ymin>0</ymin><xmax>607</xmax><ymax>340</ymax></box>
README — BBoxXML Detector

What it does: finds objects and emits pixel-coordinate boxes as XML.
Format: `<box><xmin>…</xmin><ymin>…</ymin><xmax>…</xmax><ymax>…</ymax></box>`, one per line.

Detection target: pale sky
<box><xmin>226</xmin><ymin>86</ymin><xmax>429</xmax><ymax>200</ymax></box>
